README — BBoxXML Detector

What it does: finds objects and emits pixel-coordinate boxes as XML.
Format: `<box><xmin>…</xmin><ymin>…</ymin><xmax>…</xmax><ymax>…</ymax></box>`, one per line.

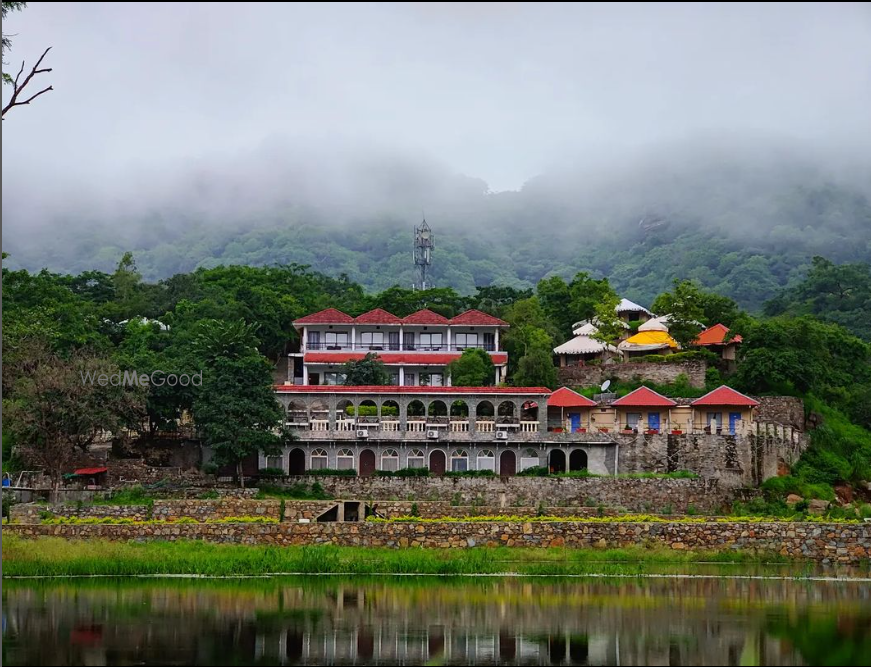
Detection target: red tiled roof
<box><xmin>547</xmin><ymin>387</ymin><xmax>597</xmax><ymax>408</ymax></box>
<box><xmin>73</xmin><ymin>467</ymin><xmax>108</xmax><ymax>476</ymax></box>
<box><xmin>275</xmin><ymin>385</ymin><xmax>552</xmax><ymax>395</ymax></box>
<box><xmin>612</xmin><ymin>386</ymin><xmax>677</xmax><ymax>407</ymax></box>
<box><xmin>293</xmin><ymin>308</ymin><xmax>355</xmax><ymax>325</ymax></box>
<box><xmin>304</xmin><ymin>352</ymin><xmax>508</xmax><ymax>365</ymax></box>
<box><xmin>691</xmin><ymin>385</ymin><xmax>759</xmax><ymax>407</ymax></box>
<box><xmin>449</xmin><ymin>309</ymin><xmax>509</xmax><ymax>326</ymax></box>
<box><xmin>402</xmin><ymin>309</ymin><xmax>451</xmax><ymax>325</ymax></box>
<box><xmin>694</xmin><ymin>323</ymin><xmax>742</xmax><ymax>346</ymax></box>
<box><xmin>354</xmin><ymin>308</ymin><xmax>403</xmax><ymax>325</ymax></box>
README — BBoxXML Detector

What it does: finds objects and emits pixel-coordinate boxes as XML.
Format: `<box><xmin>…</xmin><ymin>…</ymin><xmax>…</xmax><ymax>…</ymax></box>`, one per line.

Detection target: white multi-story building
<box><xmin>288</xmin><ymin>307</ymin><xmax>509</xmax><ymax>386</ymax></box>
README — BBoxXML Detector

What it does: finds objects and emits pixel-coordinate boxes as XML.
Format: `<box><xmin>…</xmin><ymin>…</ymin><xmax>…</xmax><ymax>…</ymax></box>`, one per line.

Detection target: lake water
<box><xmin>3</xmin><ymin>569</ymin><xmax>871</xmax><ymax>665</ymax></box>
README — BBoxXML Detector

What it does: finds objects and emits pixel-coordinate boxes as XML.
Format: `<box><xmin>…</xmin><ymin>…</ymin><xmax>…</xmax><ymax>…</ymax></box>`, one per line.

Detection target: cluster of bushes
<box><xmin>93</xmin><ymin>485</ymin><xmax>154</xmax><ymax>507</ymax></box>
<box><xmin>345</xmin><ymin>405</ymin><xmax>399</xmax><ymax>416</ymax></box>
<box><xmin>304</xmin><ymin>469</ymin><xmax>356</xmax><ymax>476</ymax></box>
<box><xmin>375</xmin><ymin>467</ymin><xmax>430</xmax><ymax>478</ymax></box>
<box><xmin>634</xmin><ymin>350</ymin><xmax>720</xmax><ymax>365</ymax></box>
<box><xmin>41</xmin><ymin>515</ymin><xmax>279</xmax><ymax>525</ymax></box>
<box><xmin>257</xmin><ymin>467</ymin><xmax>286</xmax><ymax>478</ymax></box>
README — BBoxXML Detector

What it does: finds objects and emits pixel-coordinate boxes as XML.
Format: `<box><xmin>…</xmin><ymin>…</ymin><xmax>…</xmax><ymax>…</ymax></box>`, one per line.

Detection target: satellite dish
<box><xmin>601</xmin><ymin>380</ymin><xmax>611</xmax><ymax>392</ymax></box>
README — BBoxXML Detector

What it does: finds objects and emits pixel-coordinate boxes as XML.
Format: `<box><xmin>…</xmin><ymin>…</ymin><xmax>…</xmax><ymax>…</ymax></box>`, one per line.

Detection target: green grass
<box><xmin>90</xmin><ymin>485</ymin><xmax>154</xmax><ymax>508</ymax></box>
<box><xmin>1</xmin><ymin>536</ymin><xmax>785</xmax><ymax>577</ymax></box>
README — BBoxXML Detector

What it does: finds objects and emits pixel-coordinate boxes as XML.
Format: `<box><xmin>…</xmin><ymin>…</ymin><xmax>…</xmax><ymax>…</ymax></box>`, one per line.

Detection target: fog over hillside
<box><xmin>3</xmin><ymin>3</ymin><xmax>870</xmax><ymax>307</ymax></box>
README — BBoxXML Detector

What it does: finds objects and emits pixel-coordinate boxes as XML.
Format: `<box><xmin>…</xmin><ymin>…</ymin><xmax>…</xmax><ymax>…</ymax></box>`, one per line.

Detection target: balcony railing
<box><xmin>304</xmin><ymin>343</ymin><xmax>498</xmax><ymax>353</ymax></box>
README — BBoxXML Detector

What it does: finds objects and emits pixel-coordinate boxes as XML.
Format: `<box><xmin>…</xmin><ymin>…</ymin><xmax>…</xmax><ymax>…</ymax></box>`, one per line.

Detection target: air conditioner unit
<box><xmin>495</xmin><ymin>431</ymin><xmax>509</xmax><ymax>440</ymax></box>
<box><xmin>426</xmin><ymin>430</ymin><xmax>440</xmax><ymax>439</ymax></box>
<box><xmin>356</xmin><ymin>429</ymin><xmax>369</xmax><ymax>438</ymax></box>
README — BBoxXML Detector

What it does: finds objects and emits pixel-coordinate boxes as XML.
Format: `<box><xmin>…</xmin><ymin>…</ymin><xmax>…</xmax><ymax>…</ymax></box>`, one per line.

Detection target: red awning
<box><xmin>74</xmin><ymin>467</ymin><xmax>108</xmax><ymax>476</ymax></box>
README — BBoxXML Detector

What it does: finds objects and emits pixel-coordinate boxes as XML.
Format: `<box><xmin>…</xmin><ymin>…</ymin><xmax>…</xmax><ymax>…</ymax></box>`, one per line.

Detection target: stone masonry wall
<box><xmin>756</xmin><ymin>396</ymin><xmax>805</xmax><ymax>431</ymax></box>
<box><xmin>281</xmin><ymin>476</ymin><xmax>731</xmax><ymax>513</ymax></box>
<box><xmin>558</xmin><ymin>360</ymin><xmax>707</xmax><ymax>388</ymax></box>
<box><xmin>151</xmin><ymin>499</ymin><xmax>280</xmax><ymax>521</ymax></box>
<box><xmin>7</xmin><ymin>521</ymin><xmax>869</xmax><ymax>564</ymax></box>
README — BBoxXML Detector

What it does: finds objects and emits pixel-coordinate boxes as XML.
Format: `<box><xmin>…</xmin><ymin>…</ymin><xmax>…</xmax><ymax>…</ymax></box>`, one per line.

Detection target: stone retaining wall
<box><xmin>151</xmin><ymin>499</ymin><xmax>280</xmax><ymax>521</ymax></box>
<box><xmin>280</xmin><ymin>476</ymin><xmax>730</xmax><ymax>513</ymax></box>
<box><xmin>558</xmin><ymin>360</ymin><xmax>707</xmax><ymax>388</ymax></box>
<box><xmin>6</xmin><ymin>521</ymin><xmax>869</xmax><ymax>564</ymax></box>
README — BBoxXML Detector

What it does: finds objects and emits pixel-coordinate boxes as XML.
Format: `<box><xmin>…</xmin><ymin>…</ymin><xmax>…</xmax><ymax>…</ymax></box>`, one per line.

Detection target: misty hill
<box><xmin>4</xmin><ymin>139</ymin><xmax>870</xmax><ymax>311</ymax></box>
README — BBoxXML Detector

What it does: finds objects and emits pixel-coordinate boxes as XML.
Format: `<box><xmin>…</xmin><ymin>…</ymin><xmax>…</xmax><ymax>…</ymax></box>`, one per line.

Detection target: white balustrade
<box><xmin>520</xmin><ymin>421</ymin><xmax>539</xmax><ymax>433</ymax></box>
<box><xmin>477</xmin><ymin>420</ymin><xmax>495</xmax><ymax>433</ymax></box>
<box><xmin>382</xmin><ymin>420</ymin><xmax>400</xmax><ymax>432</ymax></box>
<box><xmin>407</xmin><ymin>420</ymin><xmax>426</xmax><ymax>432</ymax></box>
<box><xmin>450</xmin><ymin>421</ymin><xmax>470</xmax><ymax>432</ymax></box>
<box><xmin>336</xmin><ymin>420</ymin><xmax>355</xmax><ymax>432</ymax></box>
<box><xmin>310</xmin><ymin>419</ymin><xmax>329</xmax><ymax>432</ymax></box>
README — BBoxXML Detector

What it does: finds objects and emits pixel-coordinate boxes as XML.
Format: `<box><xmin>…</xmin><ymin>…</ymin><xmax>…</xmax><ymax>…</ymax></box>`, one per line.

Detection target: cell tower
<box><xmin>413</xmin><ymin>218</ymin><xmax>434</xmax><ymax>290</ymax></box>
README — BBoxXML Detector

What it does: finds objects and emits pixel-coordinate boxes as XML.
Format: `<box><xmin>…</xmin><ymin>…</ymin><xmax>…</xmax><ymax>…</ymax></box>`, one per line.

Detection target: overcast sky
<box><xmin>2</xmin><ymin>2</ymin><xmax>870</xmax><ymax>200</ymax></box>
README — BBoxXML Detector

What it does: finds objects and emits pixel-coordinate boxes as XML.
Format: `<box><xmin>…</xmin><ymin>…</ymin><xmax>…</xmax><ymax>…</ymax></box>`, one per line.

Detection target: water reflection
<box><xmin>3</xmin><ymin>575</ymin><xmax>870</xmax><ymax>665</ymax></box>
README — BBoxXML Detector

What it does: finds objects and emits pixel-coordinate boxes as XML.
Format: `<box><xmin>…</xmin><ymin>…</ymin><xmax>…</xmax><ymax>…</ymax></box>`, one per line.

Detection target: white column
<box><xmin>302</xmin><ymin>326</ymin><xmax>307</xmax><ymax>351</ymax></box>
<box><xmin>303</xmin><ymin>365</ymin><xmax>309</xmax><ymax>385</ymax></box>
<box><xmin>351</xmin><ymin>325</ymin><xmax>356</xmax><ymax>350</ymax></box>
<box><xmin>495</xmin><ymin>369</ymin><xmax>500</xmax><ymax>385</ymax></box>
<box><xmin>494</xmin><ymin>328</ymin><xmax>500</xmax><ymax>351</ymax></box>
<box><xmin>399</xmin><ymin>366</ymin><xmax>405</xmax><ymax>386</ymax></box>
<box><xmin>398</xmin><ymin>325</ymin><xmax>404</xmax><ymax>351</ymax></box>
<box><xmin>446</xmin><ymin>327</ymin><xmax>452</xmax><ymax>352</ymax></box>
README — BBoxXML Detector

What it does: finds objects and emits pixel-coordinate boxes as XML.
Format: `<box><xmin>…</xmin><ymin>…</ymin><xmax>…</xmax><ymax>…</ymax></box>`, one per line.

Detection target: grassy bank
<box><xmin>2</xmin><ymin>535</ymin><xmax>786</xmax><ymax>578</ymax></box>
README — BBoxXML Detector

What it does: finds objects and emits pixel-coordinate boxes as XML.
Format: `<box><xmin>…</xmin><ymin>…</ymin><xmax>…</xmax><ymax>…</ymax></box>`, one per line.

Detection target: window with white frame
<box><xmin>406</xmin><ymin>449</ymin><xmax>425</xmax><ymax>469</ymax></box>
<box><xmin>404</xmin><ymin>373</ymin><xmax>416</xmax><ymax>386</ymax></box>
<box><xmin>419</xmin><ymin>332</ymin><xmax>443</xmax><ymax>350</ymax></box>
<box><xmin>323</xmin><ymin>372</ymin><xmax>347</xmax><ymax>385</ymax></box>
<box><xmin>361</xmin><ymin>332</ymin><xmax>384</xmax><ymax>349</ymax></box>
<box><xmin>381</xmin><ymin>449</ymin><xmax>399</xmax><ymax>472</ymax></box>
<box><xmin>420</xmin><ymin>373</ymin><xmax>444</xmax><ymax>387</ymax></box>
<box><xmin>311</xmin><ymin>448</ymin><xmax>328</xmax><ymax>470</ymax></box>
<box><xmin>450</xmin><ymin>449</ymin><xmax>469</xmax><ymax>472</ymax></box>
<box><xmin>336</xmin><ymin>449</ymin><xmax>355</xmax><ymax>470</ymax></box>
<box><xmin>520</xmin><ymin>448</ymin><xmax>539</xmax><ymax>471</ymax></box>
<box><xmin>389</xmin><ymin>373</ymin><xmax>399</xmax><ymax>385</ymax></box>
<box><xmin>265</xmin><ymin>455</ymin><xmax>284</xmax><ymax>471</ymax></box>
<box><xmin>454</xmin><ymin>333</ymin><xmax>478</xmax><ymax>349</ymax></box>
<box><xmin>324</xmin><ymin>331</ymin><xmax>349</xmax><ymax>348</ymax></box>
<box><xmin>477</xmin><ymin>449</ymin><xmax>495</xmax><ymax>471</ymax></box>
<box><xmin>626</xmin><ymin>413</ymin><xmax>642</xmax><ymax>429</ymax></box>
<box><xmin>707</xmin><ymin>412</ymin><xmax>723</xmax><ymax>430</ymax></box>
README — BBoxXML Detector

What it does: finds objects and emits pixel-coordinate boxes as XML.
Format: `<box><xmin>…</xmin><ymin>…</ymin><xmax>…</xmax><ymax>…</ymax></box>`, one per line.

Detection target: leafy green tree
<box><xmin>765</xmin><ymin>257</ymin><xmax>871</xmax><ymax>340</ymax></box>
<box><xmin>447</xmin><ymin>348</ymin><xmax>495</xmax><ymax>386</ymax></box>
<box><xmin>591</xmin><ymin>293</ymin><xmax>624</xmax><ymax>349</ymax></box>
<box><xmin>734</xmin><ymin>316</ymin><xmax>871</xmax><ymax>395</ymax></box>
<box><xmin>342</xmin><ymin>352</ymin><xmax>390</xmax><ymax>386</ymax></box>
<box><xmin>4</xmin><ymin>341</ymin><xmax>146</xmax><ymax>501</ymax></box>
<box><xmin>115</xmin><ymin>320</ymin><xmax>194</xmax><ymax>437</ymax></box>
<box><xmin>513</xmin><ymin>330</ymin><xmax>558</xmax><ymax>389</ymax></box>
<box><xmin>650</xmin><ymin>279</ymin><xmax>706</xmax><ymax>348</ymax></box>
<box><xmin>191</xmin><ymin>320</ymin><xmax>284</xmax><ymax>487</ymax></box>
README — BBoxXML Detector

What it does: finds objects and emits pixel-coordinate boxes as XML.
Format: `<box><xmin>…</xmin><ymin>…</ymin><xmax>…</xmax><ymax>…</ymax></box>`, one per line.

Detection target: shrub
<box><xmin>304</xmin><ymin>468</ymin><xmax>356</xmax><ymax>476</ymax></box>
<box><xmin>93</xmin><ymin>485</ymin><xmax>153</xmax><ymax>507</ymax></box>
<box><xmin>256</xmin><ymin>482</ymin><xmax>332</xmax><ymax>500</ymax></box>
<box><xmin>517</xmin><ymin>466</ymin><xmax>550</xmax><ymax>477</ymax></box>
<box><xmin>197</xmin><ymin>490</ymin><xmax>220</xmax><ymax>500</ymax></box>
<box><xmin>443</xmin><ymin>470</ymin><xmax>496</xmax><ymax>478</ymax></box>
<box><xmin>258</xmin><ymin>467</ymin><xmax>286</xmax><ymax>477</ymax></box>
<box><xmin>376</xmin><ymin>467</ymin><xmax>430</xmax><ymax>478</ymax></box>
<box><xmin>202</xmin><ymin>462</ymin><xmax>219</xmax><ymax>475</ymax></box>
<box><xmin>410</xmin><ymin>502</ymin><xmax>419</xmax><ymax>517</ymax></box>
<box><xmin>345</xmin><ymin>405</ymin><xmax>398</xmax><ymax>417</ymax></box>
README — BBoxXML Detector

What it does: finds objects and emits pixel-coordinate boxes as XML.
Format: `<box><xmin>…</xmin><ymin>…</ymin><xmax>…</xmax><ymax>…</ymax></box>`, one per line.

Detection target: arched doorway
<box><xmin>500</xmin><ymin>450</ymin><xmax>516</xmax><ymax>476</ymax></box>
<box><xmin>359</xmin><ymin>449</ymin><xmax>376</xmax><ymax>477</ymax></box>
<box><xmin>429</xmin><ymin>450</ymin><xmax>446</xmax><ymax>476</ymax></box>
<box><xmin>288</xmin><ymin>448</ymin><xmax>306</xmax><ymax>475</ymax></box>
<box><xmin>549</xmin><ymin>449</ymin><xmax>566</xmax><ymax>474</ymax></box>
<box><xmin>569</xmin><ymin>449</ymin><xmax>588</xmax><ymax>472</ymax></box>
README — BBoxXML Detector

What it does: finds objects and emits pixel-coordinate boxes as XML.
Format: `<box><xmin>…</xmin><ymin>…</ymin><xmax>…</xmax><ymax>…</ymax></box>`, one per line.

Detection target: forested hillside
<box><xmin>5</xmin><ymin>141</ymin><xmax>871</xmax><ymax>311</ymax></box>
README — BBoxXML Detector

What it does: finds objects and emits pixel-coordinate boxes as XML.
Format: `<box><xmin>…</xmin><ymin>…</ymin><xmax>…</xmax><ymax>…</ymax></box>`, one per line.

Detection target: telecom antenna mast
<box><xmin>413</xmin><ymin>218</ymin><xmax>434</xmax><ymax>290</ymax></box>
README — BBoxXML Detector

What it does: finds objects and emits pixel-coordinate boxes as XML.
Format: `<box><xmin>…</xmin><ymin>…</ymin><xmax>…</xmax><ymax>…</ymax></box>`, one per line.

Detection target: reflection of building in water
<box><xmin>5</xmin><ymin>579</ymin><xmax>866</xmax><ymax>666</ymax></box>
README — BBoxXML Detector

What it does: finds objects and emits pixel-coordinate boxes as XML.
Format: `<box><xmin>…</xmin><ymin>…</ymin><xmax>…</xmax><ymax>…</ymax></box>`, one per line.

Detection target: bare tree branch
<box><xmin>2</xmin><ymin>46</ymin><xmax>53</xmax><ymax>118</ymax></box>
